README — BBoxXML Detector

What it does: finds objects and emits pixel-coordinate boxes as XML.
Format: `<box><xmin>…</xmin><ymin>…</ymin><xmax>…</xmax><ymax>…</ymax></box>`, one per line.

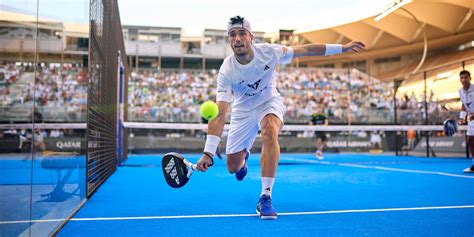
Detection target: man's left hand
<box><xmin>343</xmin><ymin>41</ymin><xmax>366</xmax><ymax>53</ymax></box>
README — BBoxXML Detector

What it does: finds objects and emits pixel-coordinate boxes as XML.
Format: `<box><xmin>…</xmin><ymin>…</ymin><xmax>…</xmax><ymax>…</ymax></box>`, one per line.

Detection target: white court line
<box><xmin>1</xmin><ymin>205</ymin><xmax>474</xmax><ymax>224</ymax></box>
<box><xmin>0</xmin><ymin>218</ymin><xmax>65</xmax><ymax>225</ymax></box>
<box><xmin>282</xmin><ymin>157</ymin><xmax>474</xmax><ymax>179</ymax></box>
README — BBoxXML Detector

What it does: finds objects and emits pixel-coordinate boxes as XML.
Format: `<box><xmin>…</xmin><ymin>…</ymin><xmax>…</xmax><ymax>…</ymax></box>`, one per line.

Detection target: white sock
<box><xmin>261</xmin><ymin>177</ymin><xmax>274</xmax><ymax>197</ymax></box>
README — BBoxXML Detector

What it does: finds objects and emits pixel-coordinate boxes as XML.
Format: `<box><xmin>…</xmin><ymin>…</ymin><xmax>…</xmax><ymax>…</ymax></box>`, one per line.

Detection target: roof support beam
<box><xmin>335</xmin><ymin>34</ymin><xmax>345</xmax><ymax>44</ymax></box>
<box><xmin>370</xmin><ymin>30</ymin><xmax>384</xmax><ymax>49</ymax></box>
<box><xmin>457</xmin><ymin>9</ymin><xmax>473</xmax><ymax>33</ymax></box>
<box><xmin>364</xmin><ymin>13</ymin><xmax>419</xmax><ymax>43</ymax></box>
<box><xmin>412</xmin><ymin>22</ymin><xmax>425</xmax><ymax>42</ymax></box>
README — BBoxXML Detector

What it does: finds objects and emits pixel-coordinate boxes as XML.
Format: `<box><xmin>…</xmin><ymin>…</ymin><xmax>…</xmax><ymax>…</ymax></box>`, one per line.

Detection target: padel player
<box><xmin>458</xmin><ymin>70</ymin><xmax>474</xmax><ymax>173</ymax></box>
<box><xmin>196</xmin><ymin>16</ymin><xmax>366</xmax><ymax>219</ymax></box>
<box><xmin>311</xmin><ymin>105</ymin><xmax>329</xmax><ymax>160</ymax></box>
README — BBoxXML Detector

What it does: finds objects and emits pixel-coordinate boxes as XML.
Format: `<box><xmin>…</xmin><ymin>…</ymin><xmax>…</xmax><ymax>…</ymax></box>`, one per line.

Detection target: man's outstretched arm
<box><xmin>292</xmin><ymin>41</ymin><xmax>365</xmax><ymax>58</ymax></box>
<box><xmin>196</xmin><ymin>101</ymin><xmax>230</xmax><ymax>172</ymax></box>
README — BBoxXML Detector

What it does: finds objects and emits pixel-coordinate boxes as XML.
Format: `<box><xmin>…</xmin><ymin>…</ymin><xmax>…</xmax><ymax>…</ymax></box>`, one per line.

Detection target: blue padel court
<box><xmin>51</xmin><ymin>153</ymin><xmax>474</xmax><ymax>236</ymax></box>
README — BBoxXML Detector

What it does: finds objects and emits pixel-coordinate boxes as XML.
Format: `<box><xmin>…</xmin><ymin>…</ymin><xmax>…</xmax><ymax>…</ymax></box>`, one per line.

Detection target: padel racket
<box><xmin>162</xmin><ymin>152</ymin><xmax>213</xmax><ymax>188</ymax></box>
<box><xmin>443</xmin><ymin>119</ymin><xmax>457</xmax><ymax>137</ymax></box>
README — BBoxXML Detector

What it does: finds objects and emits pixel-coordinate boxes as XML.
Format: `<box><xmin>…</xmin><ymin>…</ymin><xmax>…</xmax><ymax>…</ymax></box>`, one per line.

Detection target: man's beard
<box><xmin>234</xmin><ymin>50</ymin><xmax>247</xmax><ymax>57</ymax></box>
<box><xmin>233</xmin><ymin>44</ymin><xmax>248</xmax><ymax>57</ymax></box>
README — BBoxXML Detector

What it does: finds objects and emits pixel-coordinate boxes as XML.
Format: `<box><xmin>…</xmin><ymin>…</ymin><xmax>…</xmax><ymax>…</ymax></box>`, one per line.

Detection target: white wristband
<box><xmin>460</xmin><ymin>111</ymin><xmax>467</xmax><ymax>119</ymax></box>
<box><xmin>324</xmin><ymin>44</ymin><xmax>342</xmax><ymax>56</ymax></box>
<box><xmin>204</xmin><ymin>135</ymin><xmax>221</xmax><ymax>156</ymax></box>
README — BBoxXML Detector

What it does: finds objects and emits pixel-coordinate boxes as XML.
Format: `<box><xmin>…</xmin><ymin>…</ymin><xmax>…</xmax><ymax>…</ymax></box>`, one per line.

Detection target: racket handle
<box><xmin>185</xmin><ymin>158</ymin><xmax>212</xmax><ymax>171</ymax></box>
<box><xmin>183</xmin><ymin>159</ymin><xmax>195</xmax><ymax>169</ymax></box>
<box><xmin>190</xmin><ymin>162</ymin><xmax>212</xmax><ymax>172</ymax></box>
<box><xmin>186</xmin><ymin>165</ymin><xmax>196</xmax><ymax>178</ymax></box>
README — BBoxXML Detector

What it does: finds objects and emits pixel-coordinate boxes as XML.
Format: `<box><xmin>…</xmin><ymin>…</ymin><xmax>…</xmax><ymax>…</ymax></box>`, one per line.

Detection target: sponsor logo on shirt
<box><xmin>247</xmin><ymin>79</ymin><xmax>261</xmax><ymax>90</ymax></box>
<box><xmin>245</xmin><ymin>86</ymin><xmax>268</xmax><ymax>96</ymax></box>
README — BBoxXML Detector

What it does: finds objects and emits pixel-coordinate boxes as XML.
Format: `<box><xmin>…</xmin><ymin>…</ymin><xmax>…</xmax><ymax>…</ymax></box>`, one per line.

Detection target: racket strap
<box><xmin>203</xmin><ymin>152</ymin><xmax>214</xmax><ymax>166</ymax></box>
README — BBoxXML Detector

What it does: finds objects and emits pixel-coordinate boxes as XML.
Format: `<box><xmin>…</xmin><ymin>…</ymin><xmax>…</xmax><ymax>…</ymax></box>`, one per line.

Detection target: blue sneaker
<box><xmin>256</xmin><ymin>194</ymin><xmax>277</xmax><ymax>220</ymax></box>
<box><xmin>235</xmin><ymin>152</ymin><xmax>249</xmax><ymax>181</ymax></box>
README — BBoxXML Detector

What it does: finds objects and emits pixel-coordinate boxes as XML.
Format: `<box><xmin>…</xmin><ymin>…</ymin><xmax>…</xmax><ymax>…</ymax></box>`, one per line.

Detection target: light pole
<box><xmin>375</xmin><ymin>0</ymin><xmax>428</xmax><ymax>74</ymax></box>
<box><xmin>375</xmin><ymin>0</ymin><xmax>430</xmax><ymax>156</ymax></box>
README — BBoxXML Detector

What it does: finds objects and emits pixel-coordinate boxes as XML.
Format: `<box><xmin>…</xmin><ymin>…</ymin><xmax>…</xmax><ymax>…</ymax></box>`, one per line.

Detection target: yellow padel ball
<box><xmin>200</xmin><ymin>101</ymin><xmax>219</xmax><ymax>120</ymax></box>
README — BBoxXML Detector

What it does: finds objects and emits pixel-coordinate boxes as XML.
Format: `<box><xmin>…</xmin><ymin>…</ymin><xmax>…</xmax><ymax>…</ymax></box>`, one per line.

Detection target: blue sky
<box><xmin>1</xmin><ymin>0</ymin><xmax>393</xmax><ymax>35</ymax></box>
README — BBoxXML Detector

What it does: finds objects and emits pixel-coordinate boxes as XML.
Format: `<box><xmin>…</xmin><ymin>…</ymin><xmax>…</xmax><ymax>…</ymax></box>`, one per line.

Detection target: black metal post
<box><xmin>424</xmin><ymin>71</ymin><xmax>429</xmax><ymax>157</ymax></box>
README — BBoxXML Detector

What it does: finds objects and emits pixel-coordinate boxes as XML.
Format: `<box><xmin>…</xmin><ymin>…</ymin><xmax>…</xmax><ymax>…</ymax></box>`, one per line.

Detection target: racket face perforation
<box><xmin>162</xmin><ymin>152</ymin><xmax>190</xmax><ymax>188</ymax></box>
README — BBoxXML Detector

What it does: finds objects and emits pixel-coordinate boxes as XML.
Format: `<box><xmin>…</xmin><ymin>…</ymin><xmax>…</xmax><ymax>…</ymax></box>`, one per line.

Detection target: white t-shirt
<box><xmin>216</xmin><ymin>43</ymin><xmax>294</xmax><ymax>111</ymax></box>
<box><xmin>459</xmin><ymin>84</ymin><xmax>474</xmax><ymax>113</ymax></box>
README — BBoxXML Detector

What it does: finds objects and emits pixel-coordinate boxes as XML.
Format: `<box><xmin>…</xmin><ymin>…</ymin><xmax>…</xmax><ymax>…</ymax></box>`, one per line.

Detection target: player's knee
<box><xmin>226</xmin><ymin>158</ymin><xmax>240</xmax><ymax>173</ymax></box>
<box><xmin>261</xmin><ymin>124</ymin><xmax>278</xmax><ymax>143</ymax></box>
<box><xmin>226</xmin><ymin>152</ymin><xmax>245</xmax><ymax>173</ymax></box>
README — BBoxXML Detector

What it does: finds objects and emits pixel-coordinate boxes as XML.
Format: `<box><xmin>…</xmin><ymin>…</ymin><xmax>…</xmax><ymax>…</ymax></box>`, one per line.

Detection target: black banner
<box><xmin>414</xmin><ymin>136</ymin><xmax>465</xmax><ymax>153</ymax></box>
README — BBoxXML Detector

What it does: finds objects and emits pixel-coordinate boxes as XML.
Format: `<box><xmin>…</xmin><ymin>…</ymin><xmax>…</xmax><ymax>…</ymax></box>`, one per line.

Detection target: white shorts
<box><xmin>467</xmin><ymin>121</ymin><xmax>474</xmax><ymax>136</ymax></box>
<box><xmin>226</xmin><ymin>96</ymin><xmax>286</xmax><ymax>154</ymax></box>
<box><xmin>370</xmin><ymin>135</ymin><xmax>382</xmax><ymax>144</ymax></box>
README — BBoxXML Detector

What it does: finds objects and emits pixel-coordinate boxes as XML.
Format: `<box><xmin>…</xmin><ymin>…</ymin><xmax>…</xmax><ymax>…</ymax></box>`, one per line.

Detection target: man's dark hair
<box><xmin>460</xmin><ymin>70</ymin><xmax>471</xmax><ymax>77</ymax></box>
<box><xmin>229</xmin><ymin>16</ymin><xmax>245</xmax><ymax>25</ymax></box>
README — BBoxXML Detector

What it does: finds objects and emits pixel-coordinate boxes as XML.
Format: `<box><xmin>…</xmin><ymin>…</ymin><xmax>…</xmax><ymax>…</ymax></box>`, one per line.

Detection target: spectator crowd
<box><xmin>1</xmin><ymin>62</ymin><xmax>453</xmax><ymax>125</ymax></box>
<box><xmin>0</xmin><ymin>63</ymin><xmax>88</xmax><ymax>122</ymax></box>
<box><xmin>127</xmin><ymin>67</ymin><xmax>395</xmax><ymax>124</ymax></box>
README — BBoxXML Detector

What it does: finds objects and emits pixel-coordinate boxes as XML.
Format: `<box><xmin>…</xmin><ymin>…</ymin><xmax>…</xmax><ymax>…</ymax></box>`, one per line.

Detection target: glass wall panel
<box><xmin>0</xmin><ymin>1</ymin><xmax>37</xmax><ymax>236</ymax></box>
